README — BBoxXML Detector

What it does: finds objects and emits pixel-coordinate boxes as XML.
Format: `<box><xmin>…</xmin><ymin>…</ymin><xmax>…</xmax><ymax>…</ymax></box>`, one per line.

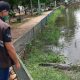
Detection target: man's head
<box><xmin>0</xmin><ymin>1</ymin><xmax>10</xmax><ymax>17</ymax></box>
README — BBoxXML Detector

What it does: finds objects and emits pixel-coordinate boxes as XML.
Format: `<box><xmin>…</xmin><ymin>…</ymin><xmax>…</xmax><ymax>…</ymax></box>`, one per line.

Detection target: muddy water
<box><xmin>53</xmin><ymin>5</ymin><xmax>80</xmax><ymax>65</ymax></box>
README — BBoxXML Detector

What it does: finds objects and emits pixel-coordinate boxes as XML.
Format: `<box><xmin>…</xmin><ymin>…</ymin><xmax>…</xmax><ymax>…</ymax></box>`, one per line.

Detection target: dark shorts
<box><xmin>0</xmin><ymin>68</ymin><xmax>9</xmax><ymax>80</ymax></box>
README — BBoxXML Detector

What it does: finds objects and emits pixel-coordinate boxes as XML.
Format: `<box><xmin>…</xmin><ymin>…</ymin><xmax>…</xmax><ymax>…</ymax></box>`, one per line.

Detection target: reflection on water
<box><xmin>54</xmin><ymin>5</ymin><xmax>80</xmax><ymax>65</ymax></box>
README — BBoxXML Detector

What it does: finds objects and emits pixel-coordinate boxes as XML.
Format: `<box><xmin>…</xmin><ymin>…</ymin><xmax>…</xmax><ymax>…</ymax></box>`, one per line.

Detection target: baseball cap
<box><xmin>0</xmin><ymin>1</ymin><xmax>10</xmax><ymax>12</ymax></box>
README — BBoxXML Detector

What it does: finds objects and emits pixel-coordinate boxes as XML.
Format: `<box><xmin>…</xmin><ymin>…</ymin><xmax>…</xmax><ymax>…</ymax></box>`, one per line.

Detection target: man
<box><xmin>0</xmin><ymin>1</ymin><xmax>20</xmax><ymax>80</ymax></box>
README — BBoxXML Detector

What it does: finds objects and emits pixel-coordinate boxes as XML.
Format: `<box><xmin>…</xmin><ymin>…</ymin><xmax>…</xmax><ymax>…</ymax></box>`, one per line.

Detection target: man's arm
<box><xmin>3</xmin><ymin>27</ymin><xmax>20</xmax><ymax>69</ymax></box>
<box><xmin>5</xmin><ymin>42</ymin><xmax>20</xmax><ymax>69</ymax></box>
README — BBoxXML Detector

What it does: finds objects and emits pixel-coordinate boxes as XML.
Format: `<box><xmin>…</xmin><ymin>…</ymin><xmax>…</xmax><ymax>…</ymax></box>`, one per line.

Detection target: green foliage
<box><xmin>40</xmin><ymin>9</ymin><xmax>62</xmax><ymax>45</ymax></box>
<box><xmin>47</xmin><ymin>9</ymin><xmax>62</xmax><ymax>26</ymax></box>
<box><xmin>28</xmin><ymin>67</ymin><xmax>71</xmax><ymax>80</ymax></box>
<box><xmin>32</xmin><ymin>0</ymin><xmax>51</xmax><ymax>5</ymax></box>
<box><xmin>23</xmin><ymin>47</ymin><xmax>70</xmax><ymax>80</ymax></box>
<box><xmin>23</xmin><ymin>46</ymin><xmax>68</xmax><ymax>80</ymax></box>
<box><xmin>6</xmin><ymin>0</ymin><xmax>61</xmax><ymax>8</ymax></box>
<box><xmin>25</xmin><ymin>48</ymin><xmax>64</xmax><ymax>64</ymax></box>
<box><xmin>9</xmin><ymin>10</ymin><xmax>15</xmax><ymax>17</ymax></box>
<box><xmin>6</xmin><ymin>0</ymin><xmax>19</xmax><ymax>9</ymax></box>
<box><xmin>41</xmin><ymin>27</ymin><xmax>60</xmax><ymax>45</ymax></box>
<box><xmin>7</xmin><ymin>0</ymin><xmax>18</xmax><ymax>5</ymax></box>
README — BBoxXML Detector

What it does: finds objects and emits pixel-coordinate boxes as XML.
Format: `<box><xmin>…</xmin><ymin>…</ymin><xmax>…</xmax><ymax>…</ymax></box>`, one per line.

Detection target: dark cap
<box><xmin>0</xmin><ymin>1</ymin><xmax>10</xmax><ymax>12</ymax></box>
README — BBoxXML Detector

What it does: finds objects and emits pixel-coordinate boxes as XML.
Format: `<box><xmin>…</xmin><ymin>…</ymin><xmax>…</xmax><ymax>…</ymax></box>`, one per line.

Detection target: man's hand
<box><xmin>15</xmin><ymin>62</ymin><xmax>20</xmax><ymax>69</ymax></box>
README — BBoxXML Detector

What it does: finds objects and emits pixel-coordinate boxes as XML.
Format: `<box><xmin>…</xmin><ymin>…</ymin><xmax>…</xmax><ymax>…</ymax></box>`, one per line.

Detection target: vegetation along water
<box><xmin>21</xmin><ymin>6</ymin><xmax>75</xmax><ymax>80</ymax></box>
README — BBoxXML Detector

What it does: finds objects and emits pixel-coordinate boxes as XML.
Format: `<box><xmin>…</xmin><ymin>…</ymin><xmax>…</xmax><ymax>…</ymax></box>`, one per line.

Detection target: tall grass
<box><xmin>40</xmin><ymin>9</ymin><xmax>62</xmax><ymax>45</ymax></box>
<box><xmin>48</xmin><ymin>9</ymin><xmax>62</xmax><ymax>26</ymax></box>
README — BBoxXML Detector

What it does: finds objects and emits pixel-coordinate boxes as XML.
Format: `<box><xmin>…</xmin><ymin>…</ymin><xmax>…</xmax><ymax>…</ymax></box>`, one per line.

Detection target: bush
<box><xmin>9</xmin><ymin>10</ymin><xmax>16</xmax><ymax>17</ymax></box>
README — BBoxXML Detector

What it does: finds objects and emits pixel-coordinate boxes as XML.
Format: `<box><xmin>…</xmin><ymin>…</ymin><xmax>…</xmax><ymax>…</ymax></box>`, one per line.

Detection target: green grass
<box><xmin>39</xmin><ymin>9</ymin><xmax>62</xmax><ymax>45</ymax></box>
<box><xmin>23</xmin><ymin>48</ymin><xmax>64</xmax><ymax>64</ymax></box>
<box><xmin>22</xmin><ymin>48</ymin><xmax>70</xmax><ymax>80</ymax></box>
<box><xmin>30</xmin><ymin>67</ymin><xmax>71</xmax><ymax>80</ymax></box>
<box><xmin>41</xmin><ymin>27</ymin><xmax>60</xmax><ymax>45</ymax></box>
<box><xmin>48</xmin><ymin>9</ymin><xmax>62</xmax><ymax>26</ymax></box>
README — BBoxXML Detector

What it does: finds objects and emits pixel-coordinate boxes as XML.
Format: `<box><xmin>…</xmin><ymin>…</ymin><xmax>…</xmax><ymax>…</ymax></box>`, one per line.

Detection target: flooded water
<box><xmin>54</xmin><ymin>5</ymin><xmax>80</xmax><ymax>65</ymax></box>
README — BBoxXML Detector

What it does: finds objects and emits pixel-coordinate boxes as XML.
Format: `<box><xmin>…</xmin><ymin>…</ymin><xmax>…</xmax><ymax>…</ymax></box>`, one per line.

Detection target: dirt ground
<box><xmin>11</xmin><ymin>11</ymin><xmax>52</xmax><ymax>42</ymax></box>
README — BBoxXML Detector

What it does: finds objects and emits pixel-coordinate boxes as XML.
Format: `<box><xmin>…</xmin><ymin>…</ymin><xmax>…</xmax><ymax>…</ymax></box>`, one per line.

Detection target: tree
<box><xmin>30</xmin><ymin>0</ymin><xmax>33</xmax><ymax>15</ymax></box>
<box><xmin>4</xmin><ymin>0</ymin><xmax>20</xmax><ymax>10</ymax></box>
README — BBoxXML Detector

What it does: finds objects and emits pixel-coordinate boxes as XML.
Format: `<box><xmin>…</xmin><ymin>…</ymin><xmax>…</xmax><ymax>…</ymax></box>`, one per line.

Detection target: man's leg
<box><xmin>0</xmin><ymin>68</ymin><xmax>9</xmax><ymax>80</ymax></box>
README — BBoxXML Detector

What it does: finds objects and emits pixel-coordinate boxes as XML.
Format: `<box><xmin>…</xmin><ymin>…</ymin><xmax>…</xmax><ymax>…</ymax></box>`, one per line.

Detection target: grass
<box><xmin>22</xmin><ymin>7</ymin><xmax>72</xmax><ymax>80</ymax></box>
<box><xmin>26</xmin><ymin>66</ymin><xmax>71</xmax><ymax>80</ymax></box>
<box><xmin>22</xmin><ymin>48</ymin><xmax>70</xmax><ymax>80</ymax></box>
<box><xmin>23</xmin><ymin>48</ymin><xmax>64</xmax><ymax>64</ymax></box>
<box><xmin>40</xmin><ymin>27</ymin><xmax>60</xmax><ymax>45</ymax></box>
<box><xmin>39</xmin><ymin>9</ymin><xmax>62</xmax><ymax>45</ymax></box>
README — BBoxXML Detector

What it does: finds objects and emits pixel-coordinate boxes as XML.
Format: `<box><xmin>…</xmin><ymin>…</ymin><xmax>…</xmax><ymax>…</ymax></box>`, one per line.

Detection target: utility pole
<box><xmin>30</xmin><ymin>0</ymin><xmax>33</xmax><ymax>15</ymax></box>
<box><xmin>38</xmin><ymin>0</ymin><xmax>41</xmax><ymax>15</ymax></box>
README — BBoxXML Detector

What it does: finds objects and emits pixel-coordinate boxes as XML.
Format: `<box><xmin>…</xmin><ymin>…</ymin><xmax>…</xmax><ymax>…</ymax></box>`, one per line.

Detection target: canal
<box><xmin>52</xmin><ymin>5</ymin><xmax>80</xmax><ymax>65</ymax></box>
